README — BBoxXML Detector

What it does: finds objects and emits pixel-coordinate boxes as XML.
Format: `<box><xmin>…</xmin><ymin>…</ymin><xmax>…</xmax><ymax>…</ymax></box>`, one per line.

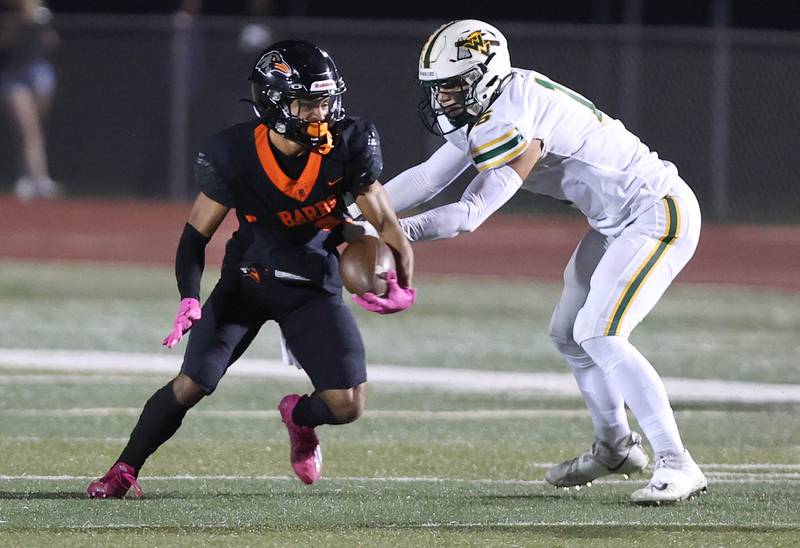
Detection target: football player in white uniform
<box><xmin>350</xmin><ymin>19</ymin><xmax>707</xmax><ymax>504</ymax></box>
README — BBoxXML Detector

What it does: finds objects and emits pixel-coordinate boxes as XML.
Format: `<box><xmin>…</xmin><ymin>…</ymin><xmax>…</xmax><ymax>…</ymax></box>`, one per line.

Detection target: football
<box><xmin>340</xmin><ymin>236</ymin><xmax>396</xmax><ymax>297</ymax></box>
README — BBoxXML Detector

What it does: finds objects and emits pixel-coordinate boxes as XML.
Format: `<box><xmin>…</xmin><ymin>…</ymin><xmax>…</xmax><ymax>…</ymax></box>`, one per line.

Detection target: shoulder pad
<box><xmin>335</xmin><ymin>117</ymin><xmax>383</xmax><ymax>190</ymax></box>
<box><xmin>336</xmin><ymin>117</ymin><xmax>378</xmax><ymax>145</ymax></box>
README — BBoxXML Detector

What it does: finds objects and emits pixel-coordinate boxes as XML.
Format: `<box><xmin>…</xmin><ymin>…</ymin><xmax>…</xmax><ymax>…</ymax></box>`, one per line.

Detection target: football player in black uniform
<box><xmin>87</xmin><ymin>40</ymin><xmax>415</xmax><ymax>498</ymax></box>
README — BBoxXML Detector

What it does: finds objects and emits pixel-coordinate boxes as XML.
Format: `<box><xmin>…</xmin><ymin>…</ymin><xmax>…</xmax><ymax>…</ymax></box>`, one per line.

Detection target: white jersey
<box><xmin>442</xmin><ymin>68</ymin><xmax>679</xmax><ymax>236</ymax></box>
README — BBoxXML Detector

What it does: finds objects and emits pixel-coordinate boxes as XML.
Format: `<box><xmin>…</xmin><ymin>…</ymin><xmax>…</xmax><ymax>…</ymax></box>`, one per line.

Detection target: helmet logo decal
<box><xmin>255</xmin><ymin>50</ymin><xmax>292</xmax><ymax>77</ymax></box>
<box><xmin>455</xmin><ymin>31</ymin><xmax>499</xmax><ymax>59</ymax></box>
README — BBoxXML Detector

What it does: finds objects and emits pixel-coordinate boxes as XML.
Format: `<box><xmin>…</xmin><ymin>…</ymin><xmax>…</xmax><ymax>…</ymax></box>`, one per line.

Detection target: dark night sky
<box><xmin>44</xmin><ymin>0</ymin><xmax>800</xmax><ymax>31</ymax></box>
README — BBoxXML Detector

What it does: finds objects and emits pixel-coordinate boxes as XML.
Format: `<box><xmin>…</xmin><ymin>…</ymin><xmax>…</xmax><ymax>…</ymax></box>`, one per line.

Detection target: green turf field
<box><xmin>1</xmin><ymin>262</ymin><xmax>798</xmax><ymax>382</ymax></box>
<box><xmin>1</xmin><ymin>262</ymin><xmax>798</xmax><ymax>546</ymax></box>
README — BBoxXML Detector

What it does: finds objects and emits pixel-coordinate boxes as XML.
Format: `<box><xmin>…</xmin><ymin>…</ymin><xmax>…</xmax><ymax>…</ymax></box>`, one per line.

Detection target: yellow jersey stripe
<box><xmin>470</xmin><ymin>129</ymin><xmax>519</xmax><ymax>155</ymax></box>
<box><xmin>476</xmin><ymin>139</ymin><xmax>529</xmax><ymax>171</ymax></box>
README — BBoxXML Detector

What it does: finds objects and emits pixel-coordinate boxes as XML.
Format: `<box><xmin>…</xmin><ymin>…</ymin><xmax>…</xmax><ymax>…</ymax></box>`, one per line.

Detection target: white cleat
<box><xmin>13</xmin><ymin>177</ymin><xmax>36</xmax><ymax>202</ymax></box>
<box><xmin>33</xmin><ymin>177</ymin><xmax>63</xmax><ymax>199</ymax></box>
<box><xmin>631</xmin><ymin>450</ymin><xmax>708</xmax><ymax>504</ymax></box>
<box><xmin>546</xmin><ymin>431</ymin><xmax>649</xmax><ymax>488</ymax></box>
<box><xmin>13</xmin><ymin>177</ymin><xmax>62</xmax><ymax>201</ymax></box>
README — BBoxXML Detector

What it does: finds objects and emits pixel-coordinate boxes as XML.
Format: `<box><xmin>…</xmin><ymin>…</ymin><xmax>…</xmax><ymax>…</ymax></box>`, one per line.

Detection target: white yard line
<box><xmin>415</xmin><ymin>521</ymin><xmax>798</xmax><ymax>528</ymax></box>
<box><xmin>0</xmin><ymin>374</ymin><xmax>153</xmax><ymax>384</ymax></box>
<box><xmin>1</xmin><ymin>348</ymin><xmax>799</xmax><ymax>403</ymax></box>
<box><xmin>4</xmin><ymin>436</ymin><xmax>131</xmax><ymax>443</ymax></box>
<box><xmin>0</xmin><ymin>473</ymin><xmax>797</xmax><ymax>484</ymax></box>
<box><xmin>49</xmin><ymin>521</ymin><xmax>797</xmax><ymax>530</ymax></box>
<box><xmin>0</xmin><ymin>441</ymin><xmax>797</xmax><ymax>473</ymax></box>
<box><xmin>701</xmin><ymin>463</ymin><xmax>800</xmax><ymax>470</ymax></box>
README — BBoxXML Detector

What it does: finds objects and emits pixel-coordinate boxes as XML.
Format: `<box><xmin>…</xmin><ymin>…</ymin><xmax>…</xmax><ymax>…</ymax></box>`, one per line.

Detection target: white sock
<box><xmin>554</xmin><ymin>340</ymin><xmax>630</xmax><ymax>445</ymax></box>
<box><xmin>581</xmin><ymin>336</ymin><xmax>685</xmax><ymax>455</ymax></box>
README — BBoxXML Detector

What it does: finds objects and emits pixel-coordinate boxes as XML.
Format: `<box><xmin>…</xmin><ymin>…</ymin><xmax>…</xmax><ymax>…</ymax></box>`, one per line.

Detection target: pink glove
<box><xmin>352</xmin><ymin>271</ymin><xmax>416</xmax><ymax>314</ymax></box>
<box><xmin>162</xmin><ymin>297</ymin><xmax>202</xmax><ymax>348</ymax></box>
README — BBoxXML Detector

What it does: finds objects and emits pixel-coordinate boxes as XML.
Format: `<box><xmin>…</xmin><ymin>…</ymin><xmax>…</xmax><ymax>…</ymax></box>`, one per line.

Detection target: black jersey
<box><xmin>196</xmin><ymin>117</ymin><xmax>382</xmax><ymax>293</ymax></box>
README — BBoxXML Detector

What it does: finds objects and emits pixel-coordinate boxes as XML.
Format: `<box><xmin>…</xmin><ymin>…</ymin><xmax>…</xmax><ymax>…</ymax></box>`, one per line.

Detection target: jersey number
<box><xmin>534</xmin><ymin>77</ymin><xmax>603</xmax><ymax>122</ymax></box>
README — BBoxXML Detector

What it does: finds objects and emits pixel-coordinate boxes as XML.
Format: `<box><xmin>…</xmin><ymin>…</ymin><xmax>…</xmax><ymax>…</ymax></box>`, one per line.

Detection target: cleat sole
<box><xmin>632</xmin><ymin>485</ymin><xmax>708</xmax><ymax>506</ymax></box>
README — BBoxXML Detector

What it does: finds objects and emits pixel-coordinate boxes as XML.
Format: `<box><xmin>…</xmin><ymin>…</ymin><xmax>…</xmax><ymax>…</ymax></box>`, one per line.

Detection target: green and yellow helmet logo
<box><xmin>456</xmin><ymin>30</ymin><xmax>498</xmax><ymax>56</ymax></box>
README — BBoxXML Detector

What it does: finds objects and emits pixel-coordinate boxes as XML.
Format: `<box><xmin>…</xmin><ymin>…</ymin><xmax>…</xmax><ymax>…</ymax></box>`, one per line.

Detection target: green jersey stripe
<box><xmin>477</xmin><ymin>140</ymin><xmax>528</xmax><ymax>171</ymax></box>
<box><xmin>472</xmin><ymin>133</ymin><xmax>524</xmax><ymax>165</ymax></box>
<box><xmin>534</xmin><ymin>76</ymin><xmax>603</xmax><ymax>122</ymax></box>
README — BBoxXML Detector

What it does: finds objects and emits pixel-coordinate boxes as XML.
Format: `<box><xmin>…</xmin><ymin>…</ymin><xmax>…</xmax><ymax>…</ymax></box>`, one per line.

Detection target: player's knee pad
<box><xmin>549</xmin><ymin>310</ymin><xmax>579</xmax><ymax>350</ymax></box>
<box><xmin>551</xmin><ymin>335</ymin><xmax>585</xmax><ymax>362</ymax></box>
<box><xmin>552</xmin><ymin>335</ymin><xmax>595</xmax><ymax>371</ymax></box>
<box><xmin>572</xmin><ymin>306</ymin><xmax>607</xmax><ymax>346</ymax></box>
<box><xmin>549</xmin><ymin>328</ymin><xmax>572</xmax><ymax>349</ymax></box>
<box><xmin>549</xmin><ymin>302</ymin><xmax>575</xmax><ymax>347</ymax></box>
<box><xmin>580</xmin><ymin>335</ymin><xmax>632</xmax><ymax>375</ymax></box>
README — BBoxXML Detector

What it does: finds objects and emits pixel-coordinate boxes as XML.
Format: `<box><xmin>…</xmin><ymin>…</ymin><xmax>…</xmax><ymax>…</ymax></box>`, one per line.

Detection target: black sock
<box><xmin>292</xmin><ymin>393</ymin><xmax>338</xmax><ymax>427</ymax></box>
<box><xmin>118</xmin><ymin>381</ymin><xmax>189</xmax><ymax>472</ymax></box>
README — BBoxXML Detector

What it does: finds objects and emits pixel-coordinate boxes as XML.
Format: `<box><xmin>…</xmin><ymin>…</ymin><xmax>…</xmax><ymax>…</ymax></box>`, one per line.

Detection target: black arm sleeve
<box><xmin>175</xmin><ymin>223</ymin><xmax>210</xmax><ymax>300</ymax></box>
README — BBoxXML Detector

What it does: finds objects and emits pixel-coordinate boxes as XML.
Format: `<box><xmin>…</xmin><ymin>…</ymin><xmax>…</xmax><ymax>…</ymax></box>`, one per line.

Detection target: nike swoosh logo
<box><xmin>328</xmin><ymin>176</ymin><xmax>343</xmax><ymax>187</ymax></box>
<box><xmin>274</xmin><ymin>270</ymin><xmax>312</xmax><ymax>282</ymax></box>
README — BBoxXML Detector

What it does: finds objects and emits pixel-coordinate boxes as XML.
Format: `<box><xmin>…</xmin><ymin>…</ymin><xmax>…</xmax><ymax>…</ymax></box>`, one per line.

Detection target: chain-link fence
<box><xmin>1</xmin><ymin>15</ymin><xmax>798</xmax><ymax>221</ymax></box>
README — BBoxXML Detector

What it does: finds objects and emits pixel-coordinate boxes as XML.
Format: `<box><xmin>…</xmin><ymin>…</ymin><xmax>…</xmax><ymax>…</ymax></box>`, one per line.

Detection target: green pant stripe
<box><xmin>606</xmin><ymin>196</ymin><xmax>679</xmax><ymax>336</ymax></box>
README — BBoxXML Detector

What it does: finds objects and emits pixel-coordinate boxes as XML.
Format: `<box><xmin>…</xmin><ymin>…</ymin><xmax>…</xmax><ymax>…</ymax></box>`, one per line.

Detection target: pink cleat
<box><xmin>87</xmin><ymin>462</ymin><xmax>143</xmax><ymax>499</ymax></box>
<box><xmin>278</xmin><ymin>394</ymin><xmax>322</xmax><ymax>485</ymax></box>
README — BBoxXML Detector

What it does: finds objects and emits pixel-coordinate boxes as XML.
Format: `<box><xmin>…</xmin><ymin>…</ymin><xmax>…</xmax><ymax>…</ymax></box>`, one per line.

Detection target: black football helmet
<box><xmin>249</xmin><ymin>40</ymin><xmax>346</xmax><ymax>153</ymax></box>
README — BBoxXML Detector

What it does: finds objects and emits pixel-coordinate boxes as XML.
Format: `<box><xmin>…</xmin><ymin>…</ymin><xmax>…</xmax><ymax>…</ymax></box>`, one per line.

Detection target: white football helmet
<box><xmin>418</xmin><ymin>20</ymin><xmax>512</xmax><ymax>134</ymax></box>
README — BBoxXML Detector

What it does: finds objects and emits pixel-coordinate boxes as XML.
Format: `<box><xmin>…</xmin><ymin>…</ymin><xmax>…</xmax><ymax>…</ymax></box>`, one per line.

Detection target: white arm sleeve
<box><xmin>347</xmin><ymin>141</ymin><xmax>470</xmax><ymax>218</ymax></box>
<box><xmin>400</xmin><ymin>164</ymin><xmax>523</xmax><ymax>242</ymax></box>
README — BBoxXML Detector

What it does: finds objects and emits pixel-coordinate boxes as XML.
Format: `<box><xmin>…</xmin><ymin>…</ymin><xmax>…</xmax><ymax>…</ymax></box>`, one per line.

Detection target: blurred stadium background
<box><xmin>1</xmin><ymin>2</ymin><xmax>800</xmax><ymax>220</ymax></box>
<box><xmin>1</xmin><ymin>1</ymin><xmax>799</xmax><ymax>545</ymax></box>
